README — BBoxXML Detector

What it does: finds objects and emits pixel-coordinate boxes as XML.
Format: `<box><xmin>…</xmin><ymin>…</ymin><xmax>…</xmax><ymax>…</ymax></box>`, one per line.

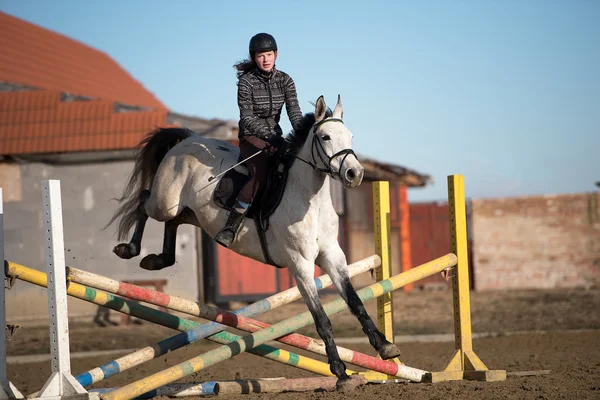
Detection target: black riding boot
<box><xmin>214</xmin><ymin>209</ymin><xmax>246</xmax><ymax>248</ymax></box>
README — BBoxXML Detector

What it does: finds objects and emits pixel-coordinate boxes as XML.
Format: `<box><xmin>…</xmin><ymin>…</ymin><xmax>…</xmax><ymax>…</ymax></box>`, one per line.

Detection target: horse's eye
<box><xmin>322</xmin><ymin>135</ymin><xmax>331</xmax><ymax>141</ymax></box>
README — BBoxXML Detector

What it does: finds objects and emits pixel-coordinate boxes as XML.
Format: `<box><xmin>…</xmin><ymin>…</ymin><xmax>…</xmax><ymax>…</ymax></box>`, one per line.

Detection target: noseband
<box><xmin>295</xmin><ymin>118</ymin><xmax>357</xmax><ymax>179</ymax></box>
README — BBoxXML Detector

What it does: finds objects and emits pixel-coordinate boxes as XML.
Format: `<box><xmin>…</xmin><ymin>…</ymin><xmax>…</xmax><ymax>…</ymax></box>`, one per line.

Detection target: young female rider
<box><xmin>214</xmin><ymin>32</ymin><xmax>304</xmax><ymax>247</ymax></box>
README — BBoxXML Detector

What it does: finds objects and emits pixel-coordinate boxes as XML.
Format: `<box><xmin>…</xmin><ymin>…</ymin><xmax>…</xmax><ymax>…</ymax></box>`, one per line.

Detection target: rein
<box><xmin>293</xmin><ymin>118</ymin><xmax>357</xmax><ymax>179</ymax></box>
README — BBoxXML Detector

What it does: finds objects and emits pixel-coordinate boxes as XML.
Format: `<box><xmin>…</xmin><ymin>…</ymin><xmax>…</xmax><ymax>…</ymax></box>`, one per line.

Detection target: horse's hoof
<box><xmin>93</xmin><ymin>318</ymin><xmax>106</xmax><ymax>327</ymax></box>
<box><xmin>113</xmin><ymin>243</ymin><xmax>138</xmax><ymax>259</ymax></box>
<box><xmin>378</xmin><ymin>342</ymin><xmax>401</xmax><ymax>360</ymax></box>
<box><xmin>335</xmin><ymin>375</ymin><xmax>367</xmax><ymax>392</ymax></box>
<box><xmin>140</xmin><ymin>254</ymin><xmax>171</xmax><ymax>271</ymax></box>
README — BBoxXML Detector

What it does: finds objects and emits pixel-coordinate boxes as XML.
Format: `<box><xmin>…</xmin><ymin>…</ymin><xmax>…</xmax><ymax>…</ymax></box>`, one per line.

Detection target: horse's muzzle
<box><xmin>343</xmin><ymin>166</ymin><xmax>364</xmax><ymax>188</ymax></box>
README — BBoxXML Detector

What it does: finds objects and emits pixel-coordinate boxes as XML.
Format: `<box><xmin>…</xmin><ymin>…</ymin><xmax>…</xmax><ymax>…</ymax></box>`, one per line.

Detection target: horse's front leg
<box><xmin>113</xmin><ymin>190</ymin><xmax>150</xmax><ymax>259</ymax></box>
<box><xmin>317</xmin><ymin>245</ymin><xmax>401</xmax><ymax>360</ymax></box>
<box><xmin>290</xmin><ymin>260</ymin><xmax>358</xmax><ymax>390</ymax></box>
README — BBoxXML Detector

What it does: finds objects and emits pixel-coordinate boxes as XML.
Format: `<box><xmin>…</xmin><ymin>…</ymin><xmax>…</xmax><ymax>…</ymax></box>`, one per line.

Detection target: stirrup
<box><xmin>215</xmin><ymin>227</ymin><xmax>237</xmax><ymax>248</ymax></box>
<box><xmin>214</xmin><ymin>210</ymin><xmax>245</xmax><ymax>247</ymax></box>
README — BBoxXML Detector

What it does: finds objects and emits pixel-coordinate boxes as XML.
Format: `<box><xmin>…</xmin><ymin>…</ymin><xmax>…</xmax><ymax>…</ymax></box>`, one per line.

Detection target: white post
<box><xmin>35</xmin><ymin>181</ymin><xmax>89</xmax><ymax>399</ymax></box>
<box><xmin>1</xmin><ymin>188</ymin><xmax>24</xmax><ymax>400</ymax></box>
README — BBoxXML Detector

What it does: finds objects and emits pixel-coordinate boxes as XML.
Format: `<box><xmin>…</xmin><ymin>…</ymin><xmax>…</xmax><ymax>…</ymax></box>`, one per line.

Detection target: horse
<box><xmin>106</xmin><ymin>95</ymin><xmax>401</xmax><ymax>389</ymax></box>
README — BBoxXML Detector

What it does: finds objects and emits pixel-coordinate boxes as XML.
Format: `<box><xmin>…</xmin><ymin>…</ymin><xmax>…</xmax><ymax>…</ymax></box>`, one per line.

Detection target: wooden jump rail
<box><xmin>6</xmin><ymin>255</ymin><xmax>456</xmax><ymax>399</ymax></box>
<box><xmin>118</xmin><ymin>279</ymin><xmax>169</xmax><ymax>326</ymax></box>
<box><xmin>68</xmin><ymin>256</ymin><xmax>386</xmax><ymax>386</ymax></box>
<box><xmin>1</xmin><ymin>175</ymin><xmax>506</xmax><ymax>400</ymax></box>
<box><xmin>15</xmin><ymin>257</ymin><xmax>386</xmax><ymax>391</ymax></box>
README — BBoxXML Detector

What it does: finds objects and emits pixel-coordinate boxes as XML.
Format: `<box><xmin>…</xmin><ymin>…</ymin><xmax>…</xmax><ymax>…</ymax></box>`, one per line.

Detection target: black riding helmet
<box><xmin>249</xmin><ymin>33</ymin><xmax>277</xmax><ymax>58</ymax></box>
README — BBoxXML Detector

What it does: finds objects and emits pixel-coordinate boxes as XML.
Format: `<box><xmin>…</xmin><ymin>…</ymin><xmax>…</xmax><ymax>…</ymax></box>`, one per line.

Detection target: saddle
<box><xmin>212</xmin><ymin>148</ymin><xmax>292</xmax><ymax>268</ymax></box>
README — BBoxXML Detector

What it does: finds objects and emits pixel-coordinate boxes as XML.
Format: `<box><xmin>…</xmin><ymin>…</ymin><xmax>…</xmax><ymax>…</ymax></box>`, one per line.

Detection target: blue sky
<box><xmin>2</xmin><ymin>1</ymin><xmax>598</xmax><ymax>202</ymax></box>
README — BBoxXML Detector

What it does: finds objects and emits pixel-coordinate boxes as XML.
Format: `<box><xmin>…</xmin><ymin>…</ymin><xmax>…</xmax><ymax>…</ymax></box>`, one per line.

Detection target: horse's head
<box><xmin>311</xmin><ymin>95</ymin><xmax>364</xmax><ymax>188</ymax></box>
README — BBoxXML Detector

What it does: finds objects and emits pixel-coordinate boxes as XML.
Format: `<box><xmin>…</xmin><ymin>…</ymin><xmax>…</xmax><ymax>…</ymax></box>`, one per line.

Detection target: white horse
<box><xmin>107</xmin><ymin>95</ymin><xmax>401</xmax><ymax>389</ymax></box>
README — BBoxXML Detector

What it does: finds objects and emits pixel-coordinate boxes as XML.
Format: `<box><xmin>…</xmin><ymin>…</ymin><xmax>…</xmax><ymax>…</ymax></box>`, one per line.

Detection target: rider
<box><xmin>214</xmin><ymin>32</ymin><xmax>304</xmax><ymax>247</ymax></box>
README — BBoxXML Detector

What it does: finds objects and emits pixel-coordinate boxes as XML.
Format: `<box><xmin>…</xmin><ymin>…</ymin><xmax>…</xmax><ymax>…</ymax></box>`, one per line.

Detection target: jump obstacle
<box><xmin>1</xmin><ymin>175</ymin><xmax>506</xmax><ymax>400</ymax></box>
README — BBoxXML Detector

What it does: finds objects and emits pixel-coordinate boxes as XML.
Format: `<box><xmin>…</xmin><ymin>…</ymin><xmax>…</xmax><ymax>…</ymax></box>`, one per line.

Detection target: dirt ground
<box><xmin>6</xmin><ymin>286</ymin><xmax>600</xmax><ymax>399</ymax></box>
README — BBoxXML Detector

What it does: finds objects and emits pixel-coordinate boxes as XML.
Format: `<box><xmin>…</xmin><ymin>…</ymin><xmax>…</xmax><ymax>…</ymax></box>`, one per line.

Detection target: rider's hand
<box><xmin>267</xmin><ymin>134</ymin><xmax>285</xmax><ymax>149</ymax></box>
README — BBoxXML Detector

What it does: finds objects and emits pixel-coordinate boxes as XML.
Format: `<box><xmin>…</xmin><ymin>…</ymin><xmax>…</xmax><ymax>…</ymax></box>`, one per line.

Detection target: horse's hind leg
<box><xmin>317</xmin><ymin>246</ymin><xmax>401</xmax><ymax>360</ymax></box>
<box><xmin>113</xmin><ymin>190</ymin><xmax>151</xmax><ymax>259</ymax></box>
<box><xmin>139</xmin><ymin>207</ymin><xmax>197</xmax><ymax>271</ymax></box>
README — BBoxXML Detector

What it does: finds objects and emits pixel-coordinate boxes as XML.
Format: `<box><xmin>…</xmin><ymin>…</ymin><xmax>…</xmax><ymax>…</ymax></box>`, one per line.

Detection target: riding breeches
<box><xmin>235</xmin><ymin>135</ymin><xmax>272</xmax><ymax>210</ymax></box>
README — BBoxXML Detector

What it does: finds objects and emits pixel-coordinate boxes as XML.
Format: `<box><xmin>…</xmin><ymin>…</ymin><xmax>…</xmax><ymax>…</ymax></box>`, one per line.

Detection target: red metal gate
<box><xmin>202</xmin><ymin>231</ymin><xmax>330</xmax><ymax>304</ymax></box>
<box><xmin>408</xmin><ymin>201</ymin><xmax>473</xmax><ymax>289</ymax></box>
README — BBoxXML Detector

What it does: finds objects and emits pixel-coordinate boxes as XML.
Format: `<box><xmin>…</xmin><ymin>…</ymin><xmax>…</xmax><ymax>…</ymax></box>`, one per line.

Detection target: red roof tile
<box><xmin>0</xmin><ymin>90</ymin><xmax>170</xmax><ymax>155</ymax></box>
<box><xmin>0</xmin><ymin>12</ymin><xmax>166</xmax><ymax>109</ymax></box>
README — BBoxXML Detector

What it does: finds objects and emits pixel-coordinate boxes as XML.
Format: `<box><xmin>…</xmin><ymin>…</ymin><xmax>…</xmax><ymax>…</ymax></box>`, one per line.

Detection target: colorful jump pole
<box><xmin>71</xmin><ymin>256</ymin><xmax>379</xmax><ymax>386</ymax></box>
<box><xmin>89</xmin><ymin>382</ymin><xmax>220</xmax><ymax>399</ymax></box>
<box><xmin>68</xmin><ymin>255</ymin><xmax>378</xmax><ymax>325</ymax></box>
<box><xmin>5</xmin><ymin>261</ymin><xmax>345</xmax><ymax>381</ymax></box>
<box><xmin>92</xmin><ymin>376</ymin><xmax>368</xmax><ymax>397</ymax></box>
<box><xmin>7</xmin><ymin>259</ymin><xmax>427</xmax><ymax>383</ymax></box>
<box><xmin>214</xmin><ymin>375</ymin><xmax>368</xmax><ymax>395</ymax></box>
<box><xmin>100</xmin><ymin>253</ymin><xmax>457</xmax><ymax>400</ymax></box>
<box><xmin>67</xmin><ymin>259</ymin><xmax>427</xmax><ymax>383</ymax></box>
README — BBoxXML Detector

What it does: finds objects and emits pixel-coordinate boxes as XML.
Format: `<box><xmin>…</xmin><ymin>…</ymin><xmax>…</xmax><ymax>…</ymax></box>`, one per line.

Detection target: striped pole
<box><xmin>69</xmin><ymin>260</ymin><xmax>427</xmax><ymax>382</ymax></box>
<box><xmin>68</xmin><ymin>256</ymin><xmax>376</xmax><ymax>322</ymax></box>
<box><xmin>5</xmin><ymin>262</ymin><xmax>345</xmax><ymax>380</ymax></box>
<box><xmin>72</xmin><ymin>256</ymin><xmax>378</xmax><ymax>386</ymax></box>
<box><xmin>67</xmin><ymin>254</ymin><xmax>377</xmax><ymax>318</ymax></box>
<box><xmin>214</xmin><ymin>375</ymin><xmax>368</xmax><ymax>395</ymax></box>
<box><xmin>101</xmin><ymin>253</ymin><xmax>457</xmax><ymax>400</ymax></box>
<box><xmin>90</xmin><ymin>376</ymin><xmax>365</xmax><ymax>397</ymax></box>
<box><xmin>90</xmin><ymin>381</ymin><xmax>221</xmax><ymax>398</ymax></box>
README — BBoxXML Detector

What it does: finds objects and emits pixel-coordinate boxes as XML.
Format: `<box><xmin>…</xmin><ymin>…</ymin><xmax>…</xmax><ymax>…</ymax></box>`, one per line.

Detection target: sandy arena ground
<box><xmin>6</xmin><ymin>287</ymin><xmax>600</xmax><ymax>399</ymax></box>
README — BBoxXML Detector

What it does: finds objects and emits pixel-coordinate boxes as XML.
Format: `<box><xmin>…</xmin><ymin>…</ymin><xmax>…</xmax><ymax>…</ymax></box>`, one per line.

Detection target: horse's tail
<box><xmin>106</xmin><ymin>127</ymin><xmax>194</xmax><ymax>240</ymax></box>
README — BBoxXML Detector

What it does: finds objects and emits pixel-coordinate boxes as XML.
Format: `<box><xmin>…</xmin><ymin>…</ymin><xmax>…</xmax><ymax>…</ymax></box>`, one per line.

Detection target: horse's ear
<box><xmin>315</xmin><ymin>95</ymin><xmax>327</xmax><ymax>123</ymax></box>
<box><xmin>332</xmin><ymin>94</ymin><xmax>343</xmax><ymax>119</ymax></box>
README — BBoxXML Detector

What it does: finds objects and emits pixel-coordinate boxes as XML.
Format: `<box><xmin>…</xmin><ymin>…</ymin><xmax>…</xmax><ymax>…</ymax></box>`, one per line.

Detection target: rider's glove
<box><xmin>267</xmin><ymin>134</ymin><xmax>285</xmax><ymax>149</ymax></box>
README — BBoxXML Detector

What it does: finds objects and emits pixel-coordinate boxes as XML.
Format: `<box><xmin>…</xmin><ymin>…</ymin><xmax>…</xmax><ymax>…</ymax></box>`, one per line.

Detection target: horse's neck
<box><xmin>288</xmin><ymin>131</ymin><xmax>329</xmax><ymax>201</ymax></box>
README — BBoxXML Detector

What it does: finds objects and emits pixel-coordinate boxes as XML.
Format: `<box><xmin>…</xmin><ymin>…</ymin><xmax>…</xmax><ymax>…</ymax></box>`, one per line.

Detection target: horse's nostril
<box><xmin>346</xmin><ymin>169</ymin><xmax>356</xmax><ymax>182</ymax></box>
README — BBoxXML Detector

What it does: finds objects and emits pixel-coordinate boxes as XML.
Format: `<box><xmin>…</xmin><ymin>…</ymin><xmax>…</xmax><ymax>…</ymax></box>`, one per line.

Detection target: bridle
<box><xmin>294</xmin><ymin>118</ymin><xmax>357</xmax><ymax>179</ymax></box>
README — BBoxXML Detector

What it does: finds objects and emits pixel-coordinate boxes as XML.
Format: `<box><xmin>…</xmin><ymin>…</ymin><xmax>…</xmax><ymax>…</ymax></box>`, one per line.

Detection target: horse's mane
<box><xmin>284</xmin><ymin>107</ymin><xmax>333</xmax><ymax>157</ymax></box>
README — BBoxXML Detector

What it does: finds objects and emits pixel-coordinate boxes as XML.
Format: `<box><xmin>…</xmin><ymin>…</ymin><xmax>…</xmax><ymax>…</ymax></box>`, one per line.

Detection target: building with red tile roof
<box><xmin>0</xmin><ymin>11</ymin><xmax>184</xmax><ymax>156</ymax></box>
<box><xmin>0</xmin><ymin>11</ymin><xmax>165</xmax><ymax>109</ymax></box>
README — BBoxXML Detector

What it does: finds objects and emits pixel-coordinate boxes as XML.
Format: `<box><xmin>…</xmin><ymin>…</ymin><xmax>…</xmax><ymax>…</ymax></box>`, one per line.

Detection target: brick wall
<box><xmin>472</xmin><ymin>192</ymin><xmax>600</xmax><ymax>291</ymax></box>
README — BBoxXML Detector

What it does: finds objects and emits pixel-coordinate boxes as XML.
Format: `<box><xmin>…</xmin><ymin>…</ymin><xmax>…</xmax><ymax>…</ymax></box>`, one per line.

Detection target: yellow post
<box><xmin>428</xmin><ymin>174</ymin><xmax>506</xmax><ymax>383</ymax></box>
<box><xmin>372</xmin><ymin>181</ymin><xmax>395</xmax><ymax>342</ymax></box>
<box><xmin>365</xmin><ymin>181</ymin><xmax>403</xmax><ymax>382</ymax></box>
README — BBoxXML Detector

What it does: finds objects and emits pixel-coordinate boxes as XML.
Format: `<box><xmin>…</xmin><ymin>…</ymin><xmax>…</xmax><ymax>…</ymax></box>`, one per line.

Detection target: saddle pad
<box><xmin>212</xmin><ymin>159</ymin><xmax>289</xmax><ymax>222</ymax></box>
